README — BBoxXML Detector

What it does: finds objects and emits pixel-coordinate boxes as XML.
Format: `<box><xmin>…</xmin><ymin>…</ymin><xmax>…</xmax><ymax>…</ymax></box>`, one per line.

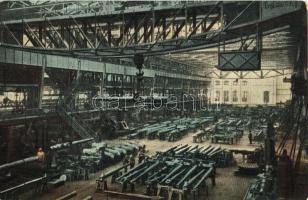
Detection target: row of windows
<box><xmin>215</xmin><ymin>80</ymin><xmax>248</xmax><ymax>86</ymax></box>
<box><xmin>215</xmin><ymin>91</ymin><xmax>247</xmax><ymax>102</ymax></box>
<box><xmin>215</xmin><ymin>91</ymin><xmax>270</xmax><ymax>103</ymax></box>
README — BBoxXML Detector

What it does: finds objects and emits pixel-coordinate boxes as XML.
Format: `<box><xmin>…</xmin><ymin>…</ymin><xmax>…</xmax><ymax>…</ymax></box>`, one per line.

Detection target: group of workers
<box><xmin>122</xmin><ymin>145</ymin><xmax>148</xmax><ymax>171</ymax></box>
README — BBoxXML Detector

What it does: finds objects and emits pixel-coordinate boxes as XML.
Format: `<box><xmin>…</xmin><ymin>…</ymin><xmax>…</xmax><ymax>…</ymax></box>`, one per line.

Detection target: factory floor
<box><xmin>33</xmin><ymin>130</ymin><xmax>258</xmax><ymax>200</ymax></box>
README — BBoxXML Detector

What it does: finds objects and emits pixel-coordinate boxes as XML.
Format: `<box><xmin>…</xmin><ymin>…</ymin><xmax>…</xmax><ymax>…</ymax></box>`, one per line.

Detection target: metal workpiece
<box><xmin>192</xmin><ymin>167</ymin><xmax>214</xmax><ymax>191</ymax></box>
<box><xmin>0</xmin><ymin>174</ymin><xmax>47</xmax><ymax>199</ymax></box>
<box><xmin>164</xmin><ymin>144</ymin><xmax>233</xmax><ymax>167</ymax></box>
<box><xmin>0</xmin><ymin>156</ymin><xmax>39</xmax><ymax>171</ymax></box>
<box><xmin>176</xmin><ymin>146</ymin><xmax>191</xmax><ymax>154</ymax></box>
<box><xmin>164</xmin><ymin>145</ymin><xmax>182</xmax><ymax>154</ymax></box>
<box><xmin>127</xmin><ymin>117</ymin><xmax>214</xmax><ymax>141</ymax></box>
<box><xmin>110</xmin><ymin>144</ymin><xmax>232</xmax><ymax>198</ymax></box>
<box><xmin>129</xmin><ymin>161</ymin><xmax>161</xmax><ymax>183</ymax></box>
<box><xmin>176</xmin><ymin>165</ymin><xmax>198</xmax><ymax>188</ymax></box>
<box><xmin>50</xmin><ymin>137</ymin><xmax>94</xmax><ymax>150</ymax></box>
<box><xmin>113</xmin><ymin>147</ymin><xmax>127</xmax><ymax>155</ymax></box>
<box><xmin>120</xmin><ymin>166</ymin><xmax>150</xmax><ymax>184</ymax></box>
<box><xmin>202</xmin><ymin>146</ymin><xmax>215</xmax><ymax>154</ymax></box>
<box><xmin>105</xmin><ymin>148</ymin><xmax>122</xmax><ymax>157</ymax></box>
<box><xmin>115</xmin><ymin>161</ymin><xmax>149</xmax><ymax>182</ymax></box>
<box><xmin>183</xmin><ymin>168</ymin><xmax>206</xmax><ymax>190</ymax></box>
<box><xmin>103</xmin><ymin>151</ymin><xmax>116</xmax><ymax>160</ymax></box>
<box><xmin>160</xmin><ymin>163</ymin><xmax>184</xmax><ymax>184</ymax></box>
<box><xmin>48</xmin><ymin>141</ymin><xmax>140</xmax><ymax>184</ymax></box>
<box><xmin>146</xmin><ymin>166</ymin><xmax>169</xmax><ymax>185</ymax></box>
<box><xmin>243</xmin><ymin>166</ymin><xmax>275</xmax><ymax>200</ymax></box>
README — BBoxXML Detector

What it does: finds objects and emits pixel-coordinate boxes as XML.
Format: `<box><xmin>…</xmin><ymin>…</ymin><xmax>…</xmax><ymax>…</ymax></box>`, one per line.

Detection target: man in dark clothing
<box><xmin>278</xmin><ymin>149</ymin><xmax>292</xmax><ymax>198</ymax></box>
<box><xmin>248</xmin><ymin>130</ymin><xmax>253</xmax><ymax>144</ymax></box>
<box><xmin>123</xmin><ymin>154</ymin><xmax>129</xmax><ymax>172</ymax></box>
<box><xmin>129</xmin><ymin>155</ymin><xmax>135</xmax><ymax>169</ymax></box>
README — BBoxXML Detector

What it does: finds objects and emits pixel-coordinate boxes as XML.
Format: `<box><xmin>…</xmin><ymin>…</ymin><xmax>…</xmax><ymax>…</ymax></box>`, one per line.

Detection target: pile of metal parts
<box><xmin>0</xmin><ymin>157</ymin><xmax>46</xmax><ymax>200</ymax></box>
<box><xmin>245</xmin><ymin>106</ymin><xmax>283</xmax><ymax>143</ymax></box>
<box><xmin>166</xmin><ymin>144</ymin><xmax>234</xmax><ymax>167</ymax></box>
<box><xmin>127</xmin><ymin>117</ymin><xmax>215</xmax><ymax>141</ymax></box>
<box><xmin>231</xmin><ymin>148</ymin><xmax>264</xmax><ymax>176</ymax></box>
<box><xmin>192</xmin><ymin>127</ymin><xmax>213</xmax><ymax>143</ymax></box>
<box><xmin>97</xmin><ymin>145</ymin><xmax>233</xmax><ymax>200</ymax></box>
<box><xmin>243</xmin><ymin>166</ymin><xmax>275</xmax><ymax>200</ymax></box>
<box><xmin>211</xmin><ymin>117</ymin><xmax>244</xmax><ymax>144</ymax></box>
<box><xmin>48</xmin><ymin>139</ymin><xmax>140</xmax><ymax>183</ymax></box>
<box><xmin>250</xmin><ymin>128</ymin><xmax>266</xmax><ymax>143</ymax></box>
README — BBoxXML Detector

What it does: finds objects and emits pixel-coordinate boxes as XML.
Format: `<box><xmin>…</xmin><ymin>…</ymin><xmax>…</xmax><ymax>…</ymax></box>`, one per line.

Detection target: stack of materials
<box><xmin>211</xmin><ymin>118</ymin><xmax>244</xmax><ymax>144</ymax></box>
<box><xmin>49</xmin><ymin>141</ymin><xmax>140</xmax><ymax>182</ymax></box>
<box><xmin>100</xmin><ymin>145</ymin><xmax>234</xmax><ymax>199</ymax></box>
<box><xmin>163</xmin><ymin>144</ymin><xmax>234</xmax><ymax>167</ymax></box>
<box><xmin>127</xmin><ymin>117</ymin><xmax>215</xmax><ymax>141</ymax></box>
<box><xmin>243</xmin><ymin>167</ymin><xmax>275</xmax><ymax>200</ymax></box>
<box><xmin>115</xmin><ymin>149</ymin><xmax>215</xmax><ymax>199</ymax></box>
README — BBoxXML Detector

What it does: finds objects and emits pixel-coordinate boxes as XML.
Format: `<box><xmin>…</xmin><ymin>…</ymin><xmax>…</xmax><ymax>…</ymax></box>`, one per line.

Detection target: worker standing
<box><xmin>248</xmin><ymin>130</ymin><xmax>253</xmax><ymax>144</ymax></box>
<box><xmin>37</xmin><ymin>148</ymin><xmax>45</xmax><ymax>162</ymax></box>
<box><xmin>129</xmin><ymin>155</ymin><xmax>135</xmax><ymax>169</ymax></box>
<box><xmin>278</xmin><ymin>149</ymin><xmax>292</xmax><ymax>198</ymax></box>
<box><xmin>123</xmin><ymin>154</ymin><xmax>129</xmax><ymax>172</ymax></box>
<box><xmin>138</xmin><ymin>145</ymin><xmax>147</xmax><ymax>163</ymax></box>
<box><xmin>138</xmin><ymin>150</ymin><xmax>145</xmax><ymax>164</ymax></box>
<box><xmin>210</xmin><ymin>164</ymin><xmax>216</xmax><ymax>187</ymax></box>
<box><xmin>37</xmin><ymin>148</ymin><xmax>46</xmax><ymax>171</ymax></box>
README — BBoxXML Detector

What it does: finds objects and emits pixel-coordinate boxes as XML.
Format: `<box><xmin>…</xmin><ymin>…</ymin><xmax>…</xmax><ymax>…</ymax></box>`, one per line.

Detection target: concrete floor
<box><xmin>33</xmin><ymin>129</ymin><xmax>258</xmax><ymax>200</ymax></box>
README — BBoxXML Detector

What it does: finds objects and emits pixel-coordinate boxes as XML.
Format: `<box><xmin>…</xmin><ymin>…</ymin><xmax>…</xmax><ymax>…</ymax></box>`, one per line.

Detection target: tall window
<box><xmin>242</xmin><ymin>81</ymin><xmax>248</xmax><ymax>86</ymax></box>
<box><xmin>224</xmin><ymin>81</ymin><xmax>229</xmax><ymax>85</ymax></box>
<box><xmin>215</xmin><ymin>91</ymin><xmax>220</xmax><ymax>102</ymax></box>
<box><xmin>242</xmin><ymin>91</ymin><xmax>248</xmax><ymax>102</ymax></box>
<box><xmin>232</xmin><ymin>90</ymin><xmax>238</xmax><ymax>102</ymax></box>
<box><xmin>224</xmin><ymin>91</ymin><xmax>229</xmax><ymax>102</ymax></box>
<box><xmin>264</xmin><ymin>91</ymin><xmax>270</xmax><ymax>104</ymax></box>
<box><xmin>215</xmin><ymin>80</ymin><xmax>220</xmax><ymax>86</ymax></box>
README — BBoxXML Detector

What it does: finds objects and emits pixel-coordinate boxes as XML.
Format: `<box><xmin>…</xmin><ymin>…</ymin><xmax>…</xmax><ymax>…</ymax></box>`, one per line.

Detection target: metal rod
<box><xmin>0</xmin><ymin>156</ymin><xmax>39</xmax><ymax>171</ymax></box>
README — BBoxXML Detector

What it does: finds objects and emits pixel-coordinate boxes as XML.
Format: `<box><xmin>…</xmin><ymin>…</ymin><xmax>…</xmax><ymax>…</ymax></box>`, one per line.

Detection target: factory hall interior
<box><xmin>0</xmin><ymin>1</ymin><xmax>308</xmax><ymax>200</ymax></box>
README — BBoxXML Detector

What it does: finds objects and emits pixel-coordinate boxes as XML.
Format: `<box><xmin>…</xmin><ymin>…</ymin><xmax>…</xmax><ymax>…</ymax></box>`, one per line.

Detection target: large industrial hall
<box><xmin>0</xmin><ymin>1</ymin><xmax>307</xmax><ymax>200</ymax></box>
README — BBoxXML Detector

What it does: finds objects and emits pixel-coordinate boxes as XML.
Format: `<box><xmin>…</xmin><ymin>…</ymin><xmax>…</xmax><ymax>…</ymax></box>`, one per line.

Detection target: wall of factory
<box><xmin>208</xmin><ymin>71</ymin><xmax>291</xmax><ymax>105</ymax></box>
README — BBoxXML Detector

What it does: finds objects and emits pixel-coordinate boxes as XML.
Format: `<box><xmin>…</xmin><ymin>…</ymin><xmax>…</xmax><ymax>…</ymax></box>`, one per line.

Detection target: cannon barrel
<box><xmin>50</xmin><ymin>138</ymin><xmax>94</xmax><ymax>150</ymax></box>
<box><xmin>0</xmin><ymin>156</ymin><xmax>39</xmax><ymax>171</ymax></box>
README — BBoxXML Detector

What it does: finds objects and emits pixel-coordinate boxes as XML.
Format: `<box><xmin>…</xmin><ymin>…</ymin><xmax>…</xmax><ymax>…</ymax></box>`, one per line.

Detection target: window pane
<box><xmin>224</xmin><ymin>91</ymin><xmax>229</xmax><ymax>102</ymax></box>
<box><xmin>232</xmin><ymin>90</ymin><xmax>238</xmax><ymax>102</ymax></box>
<box><xmin>242</xmin><ymin>91</ymin><xmax>248</xmax><ymax>102</ymax></box>
<box><xmin>215</xmin><ymin>91</ymin><xmax>220</xmax><ymax>101</ymax></box>
<box><xmin>264</xmin><ymin>91</ymin><xmax>270</xmax><ymax>103</ymax></box>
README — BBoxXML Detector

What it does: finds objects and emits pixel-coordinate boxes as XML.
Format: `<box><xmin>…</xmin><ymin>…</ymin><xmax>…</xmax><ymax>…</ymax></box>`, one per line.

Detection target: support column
<box><xmin>100</xmin><ymin>72</ymin><xmax>105</xmax><ymax>95</ymax></box>
<box><xmin>74</xmin><ymin>60</ymin><xmax>81</xmax><ymax>108</ymax></box>
<box><xmin>38</xmin><ymin>55</ymin><xmax>46</xmax><ymax>108</ymax></box>
<box><xmin>144</xmin><ymin>21</ymin><xmax>148</xmax><ymax>43</ymax></box>
<box><xmin>134</xmin><ymin>19</ymin><xmax>138</xmax><ymax>44</ymax></box>
<box><xmin>83</xmin><ymin>23</ymin><xmax>88</xmax><ymax>48</ymax></box>
<box><xmin>107</xmin><ymin>22</ymin><xmax>112</xmax><ymax>46</ymax></box>
<box><xmin>162</xmin><ymin>17</ymin><xmax>166</xmax><ymax>40</ymax></box>
<box><xmin>101</xmin><ymin>62</ymin><xmax>106</xmax><ymax>95</ymax></box>
<box><xmin>185</xmin><ymin>5</ymin><xmax>188</xmax><ymax>38</ymax></box>
<box><xmin>151</xmin><ymin>7</ymin><xmax>155</xmax><ymax>42</ymax></box>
